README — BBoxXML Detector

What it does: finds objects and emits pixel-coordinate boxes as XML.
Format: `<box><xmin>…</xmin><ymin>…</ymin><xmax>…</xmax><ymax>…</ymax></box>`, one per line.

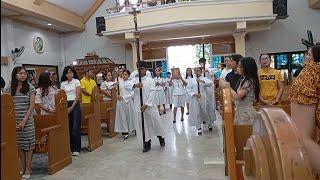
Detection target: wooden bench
<box><xmin>1</xmin><ymin>93</ymin><xmax>20</xmax><ymax>180</ymax></box>
<box><xmin>221</xmin><ymin>88</ymin><xmax>253</xmax><ymax>180</ymax></box>
<box><xmin>80</xmin><ymin>86</ymin><xmax>103</xmax><ymax>151</ymax></box>
<box><xmin>100</xmin><ymin>88</ymin><xmax>117</xmax><ymax>138</ymax></box>
<box><xmin>33</xmin><ymin>90</ymin><xmax>72</xmax><ymax>175</ymax></box>
<box><xmin>243</xmin><ymin>107</ymin><xmax>313</xmax><ymax>179</ymax></box>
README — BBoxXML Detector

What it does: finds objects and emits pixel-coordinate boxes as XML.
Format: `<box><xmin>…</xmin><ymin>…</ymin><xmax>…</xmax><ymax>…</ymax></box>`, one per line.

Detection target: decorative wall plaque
<box><xmin>33</xmin><ymin>36</ymin><xmax>44</xmax><ymax>53</ymax></box>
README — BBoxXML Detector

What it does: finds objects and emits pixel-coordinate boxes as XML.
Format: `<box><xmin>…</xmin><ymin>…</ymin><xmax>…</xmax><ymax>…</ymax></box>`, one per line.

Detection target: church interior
<box><xmin>1</xmin><ymin>0</ymin><xmax>320</xmax><ymax>179</ymax></box>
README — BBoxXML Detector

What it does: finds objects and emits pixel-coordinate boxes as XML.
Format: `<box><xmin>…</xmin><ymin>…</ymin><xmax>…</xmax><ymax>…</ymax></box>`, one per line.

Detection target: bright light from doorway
<box><xmin>167</xmin><ymin>45</ymin><xmax>197</xmax><ymax>75</ymax></box>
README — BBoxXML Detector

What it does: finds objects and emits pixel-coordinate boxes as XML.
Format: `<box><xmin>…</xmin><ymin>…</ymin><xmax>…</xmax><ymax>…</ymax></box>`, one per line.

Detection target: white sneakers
<box><xmin>72</xmin><ymin>152</ymin><xmax>80</xmax><ymax>156</ymax></box>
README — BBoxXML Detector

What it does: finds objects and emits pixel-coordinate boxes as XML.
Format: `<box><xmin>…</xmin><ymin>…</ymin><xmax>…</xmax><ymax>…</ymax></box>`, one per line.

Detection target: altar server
<box><xmin>133</xmin><ymin>61</ymin><xmax>165</xmax><ymax>152</ymax></box>
<box><xmin>186</xmin><ymin>67</ymin><xmax>213</xmax><ymax>135</ymax></box>
<box><xmin>114</xmin><ymin>70</ymin><xmax>137</xmax><ymax>139</ymax></box>
<box><xmin>153</xmin><ymin>68</ymin><xmax>167</xmax><ymax>115</ymax></box>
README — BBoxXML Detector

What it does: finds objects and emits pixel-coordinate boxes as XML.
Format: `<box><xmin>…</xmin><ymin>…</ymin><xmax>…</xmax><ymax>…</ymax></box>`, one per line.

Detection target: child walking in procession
<box><xmin>114</xmin><ymin>70</ymin><xmax>137</xmax><ymax>139</ymax></box>
<box><xmin>169</xmin><ymin>70</ymin><xmax>187</xmax><ymax>123</ymax></box>
<box><xmin>165</xmin><ymin>72</ymin><xmax>173</xmax><ymax>109</ymax></box>
<box><xmin>153</xmin><ymin>68</ymin><xmax>167</xmax><ymax>115</ymax></box>
<box><xmin>186</xmin><ymin>67</ymin><xmax>213</xmax><ymax>135</ymax></box>
<box><xmin>185</xmin><ymin>68</ymin><xmax>193</xmax><ymax>115</ymax></box>
<box><xmin>133</xmin><ymin>61</ymin><xmax>165</xmax><ymax>152</ymax></box>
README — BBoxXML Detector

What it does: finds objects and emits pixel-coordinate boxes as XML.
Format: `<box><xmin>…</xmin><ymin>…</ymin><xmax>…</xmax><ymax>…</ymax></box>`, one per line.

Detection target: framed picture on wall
<box><xmin>25</xmin><ymin>68</ymin><xmax>36</xmax><ymax>83</ymax></box>
<box><xmin>22</xmin><ymin>64</ymin><xmax>59</xmax><ymax>84</ymax></box>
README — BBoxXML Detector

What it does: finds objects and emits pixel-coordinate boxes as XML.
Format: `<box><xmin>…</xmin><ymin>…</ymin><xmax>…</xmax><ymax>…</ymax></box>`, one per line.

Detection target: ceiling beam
<box><xmin>83</xmin><ymin>0</ymin><xmax>105</xmax><ymax>23</ymax></box>
<box><xmin>33</xmin><ymin>0</ymin><xmax>45</xmax><ymax>5</ymax></box>
<box><xmin>1</xmin><ymin>0</ymin><xmax>85</xmax><ymax>31</ymax></box>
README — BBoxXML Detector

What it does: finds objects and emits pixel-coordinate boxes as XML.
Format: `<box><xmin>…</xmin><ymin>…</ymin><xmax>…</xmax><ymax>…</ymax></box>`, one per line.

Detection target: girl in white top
<box><xmin>153</xmin><ymin>68</ymin><xmax>166</xmax><ymax>115</ymax></box>
<box><xmin>60</xmin><ymin>66</ymin><xmax>81</xmax><ymax>156</ymax></box>
<box><xmin>185</xmin><ymin>68</ymin><xmax>193</xmax><ymax>115</ymax></box>
<box><xmin>100</xmin><ymin>71</ymin><xmax>117</xmax><ymax>102</ymax></box>
<box><xmin>114</xmin><ymin>70</ymin><xmax>137</xmax><ymax>139</ymax></box>
<box><xmin>35</xmin><ymin>72</ymin><xmax>57</xmax><ymax>115</ymax></box>
<box><xmin>169</xmin><ymin>73</ymin><xmax>188</xmax><ymax>123</ymax></box>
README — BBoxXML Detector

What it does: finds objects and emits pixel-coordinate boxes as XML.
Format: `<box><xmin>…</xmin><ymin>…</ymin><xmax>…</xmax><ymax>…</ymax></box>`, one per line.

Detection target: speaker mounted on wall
<box><xmin>273</xmin><ymin>0</ymin><xmax>288</xmax><ymax>19</ymax></box>
<box><xmin>96</xmin><ymin>17</ymin><xmax>106</xmax><ymax>36</ymax></box>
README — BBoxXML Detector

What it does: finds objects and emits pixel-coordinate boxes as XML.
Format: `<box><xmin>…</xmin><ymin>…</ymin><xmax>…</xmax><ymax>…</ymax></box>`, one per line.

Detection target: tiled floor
<box><xmin>30</xmin><ymin>109</ymin><xmax>226</xmax><ymax>180</ymax></box>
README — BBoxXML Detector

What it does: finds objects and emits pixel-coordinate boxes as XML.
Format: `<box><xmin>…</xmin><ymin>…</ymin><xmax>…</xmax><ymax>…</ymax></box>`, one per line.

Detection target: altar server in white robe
<box><xmin>203</xmin><ymin>67</ymin><xmax>217</xmax><ymax>130</ymax></box>
<box><xmin>153</xmin><ymin>68</ymin><xmax>167</xmax><ymax>115</ymax></box>
<box><xmin>169</xmin><ymin>72</ymin><xmax>188</xmax><ymax>123</ymax></box>
<box><xmin>133</xmin><ymin>61</ymin><xmax>165</xmax><ymax>152</ymax></box>
<box><xmin>114</xmin><ymin>70</ymin><xmax>137</xmax><ymax>139</ymax></box>
<box><xmin>165</xmin><ymin>72</ymin><xmax>173</xmax><ymax>109</ymax></box>
<box><xmin>187</xmin><ymin>67</ymin><xmax>213</xmax><ymax>135</ymax></box>
<box><xmin>185</xmin><ymin>68</ymin><xmax>194</xmax><ymax>115</ymax></box>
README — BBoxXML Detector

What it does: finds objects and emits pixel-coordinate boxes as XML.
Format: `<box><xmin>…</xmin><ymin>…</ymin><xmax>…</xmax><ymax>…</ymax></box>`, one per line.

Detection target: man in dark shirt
<box><xmin>224</xmin><ymin>54</ymin><xmax>243</xmax><ymax>91</ymax></box>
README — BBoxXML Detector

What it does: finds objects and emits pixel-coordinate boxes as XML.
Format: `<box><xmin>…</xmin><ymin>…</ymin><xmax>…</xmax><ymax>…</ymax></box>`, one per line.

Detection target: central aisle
<box><xmin>32</xmin><ymin>110</ymin><xmax>226</xmax><ymax>180</ymax></box>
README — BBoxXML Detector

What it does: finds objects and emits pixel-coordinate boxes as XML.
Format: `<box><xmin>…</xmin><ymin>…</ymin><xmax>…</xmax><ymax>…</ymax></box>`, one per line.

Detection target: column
<box><xmin>233</xmin><ymin>32</ymin><xmax>246</xmax><ymax>56</ymax></box>
<box><xmin>130</xmin><ymin>41</ymin><xmax>143</xmax><ymax>70</ymax></box>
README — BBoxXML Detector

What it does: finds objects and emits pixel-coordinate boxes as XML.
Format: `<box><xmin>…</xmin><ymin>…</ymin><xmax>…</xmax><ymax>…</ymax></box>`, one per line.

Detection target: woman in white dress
<box><xmin>185</xmin><ymin>68</ymin><xmax>193</xmax><ymax>115</ymax></box>
<box><xmin>153</xmin><ymin>68</ymin><xmax>166</xmax><ymax>115</ymax></box>
<box><xmin>100</xmin><ymin>71</ymin><xmax>117</xmax><ymax>102</ymax></box>
<box><xmin>169</xmin><ymin>73</ymin><xmax>187</xmax><ymax>123</ymax></box>
<box><xmin>114</xmin><ymin>70</ymin><xmax>137</xmax><ymax>139</ymax></box>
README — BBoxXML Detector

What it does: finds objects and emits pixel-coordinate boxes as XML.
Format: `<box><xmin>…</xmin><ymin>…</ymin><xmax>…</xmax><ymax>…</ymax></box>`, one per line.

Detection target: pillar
<box><xmin>233</xmin><ymin>32</ymin><xmax>246</xmax><ymax>56</ymax></box>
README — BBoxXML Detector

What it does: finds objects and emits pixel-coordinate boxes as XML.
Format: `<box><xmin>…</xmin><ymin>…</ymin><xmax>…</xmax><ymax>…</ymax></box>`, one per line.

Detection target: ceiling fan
<box><xmin>11</xmin><ymin>46</ymin><xmax>25</xmax><ymax>64</ymax></box>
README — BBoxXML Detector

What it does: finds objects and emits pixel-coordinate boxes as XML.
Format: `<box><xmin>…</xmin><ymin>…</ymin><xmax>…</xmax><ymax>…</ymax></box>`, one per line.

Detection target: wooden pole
<box><xmin>130</xmin><ymin>8</ymin><xmax>146</xmax><ymax>146</ymax></box>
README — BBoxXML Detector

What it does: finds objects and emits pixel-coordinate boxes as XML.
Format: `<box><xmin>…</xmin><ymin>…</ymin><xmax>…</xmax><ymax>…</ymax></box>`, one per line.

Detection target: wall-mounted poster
<box><xmin>33</xmin><ymin>36</ymin><xmax>44</xmax><ymax>53</ymax></box>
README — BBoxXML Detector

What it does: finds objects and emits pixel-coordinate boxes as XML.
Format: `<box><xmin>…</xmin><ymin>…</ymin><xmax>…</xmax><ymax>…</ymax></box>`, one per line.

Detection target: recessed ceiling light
<box><xmin>47</xmin><ymin>23</ymin><xmax>52</xmax><ymax>26</ymax></box>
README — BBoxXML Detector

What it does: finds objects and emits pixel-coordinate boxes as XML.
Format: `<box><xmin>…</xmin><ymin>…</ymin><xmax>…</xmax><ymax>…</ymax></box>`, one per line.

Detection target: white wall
<box><xmin>1</xmin><ymin>17</ymin><xmax>64</xmax><ymax>83</ymax></box>
<box><xmin>246</xmin><ymin>0</ymin><xmax>320</xmax><ymax>60</ymax></box>
<box><xmin>62</xmin><ymin>0</ymin><xmax>133</xmax><ymax>70</ymax></box>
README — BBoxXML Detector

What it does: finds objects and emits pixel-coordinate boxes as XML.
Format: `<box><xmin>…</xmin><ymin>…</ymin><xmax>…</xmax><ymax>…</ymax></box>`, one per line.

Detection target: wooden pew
<box><xmin>80</xmin><ymin>86</ymin><xmax>103</xmax><ymax>151</ymax></box>
<box><xmin>33</xmin><ymin>90</ymin><xmax>72</xmax><ymax>175</ymax></box>
<box><xmin>1</xmin><ymin>94</ymin><xmax>20</xmax><ymax>180</ymax></box>
<box><xmin>100</xmin><ymin>88</ymin><xmax>117</xmax><ymax>138</ymax></box>
<box><xmin>221</xmin><ymin>88</ymin><xmax>253</xmax><ymax>180</ymax></box>
<box><xmin>243</xmin><ymin>107</ymin><xmax>313</xmax><ymax>180</ymax></box>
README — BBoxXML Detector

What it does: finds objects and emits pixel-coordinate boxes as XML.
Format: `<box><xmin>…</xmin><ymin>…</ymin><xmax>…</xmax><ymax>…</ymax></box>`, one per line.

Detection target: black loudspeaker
<box><xmin>96</xmin><ymin>17</ymin><xmax>106</xmax><ymax>34</ymax></box>
<box><xmin>273</xmin><ymin>0</ymin><xmax>288</xmax><ymax>19</ymax></box>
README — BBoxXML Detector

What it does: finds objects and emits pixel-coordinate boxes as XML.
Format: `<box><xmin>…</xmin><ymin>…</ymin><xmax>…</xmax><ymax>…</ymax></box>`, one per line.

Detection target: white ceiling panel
<box><xmin>14</xmin><ymin>16</ymin><xmax>73</xmax><ymax>32</ymax></box>
<box><xmin>47</xmin><ymin>0</ymin><xmax>95</xmax><ymax>16</ymax></box>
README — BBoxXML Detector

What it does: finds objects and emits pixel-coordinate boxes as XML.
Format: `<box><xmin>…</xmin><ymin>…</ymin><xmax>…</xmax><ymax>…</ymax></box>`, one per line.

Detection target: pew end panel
<box><xmin>33</xmin><ymin>90</ymin><xmax>72</xmax><ymax>175</ymax></box>
<box><xmin>81</xmin><ymin>86</ymin><xmax>103</xmax><ymax>151</ymax></box>
<box><xmin>1</xmin><ymin>93</ymin><xmax>20</xmax><ymax>180</ymax></box>
<box><xmin>243</xmin><ymin>107</ymin><xmax>313</xmax><ymax>180</ymax></box>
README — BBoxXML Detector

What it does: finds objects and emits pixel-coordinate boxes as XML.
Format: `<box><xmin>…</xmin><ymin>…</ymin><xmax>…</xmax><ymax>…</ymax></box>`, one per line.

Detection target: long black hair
<box><xmin>10</xmin><ymin>66</ymin><xmax>30</xmax><ymax>96</ymax></box>
<box><xmin>61</xmin><ymin>66</ymin><xmax>78</xmax><ymax>82</ymax></box>
<box><xmin>38</xmin><ymin>72</ymin><xmax>52</xmax><ymax>97</ymax></box>
<box><xmin>238</xmin><ymin>57</ymin><xmax>260</xmax><ymax>101</ymax></box>
<box><xmin>185</xmin><ymin>67</ymin><xmax>193</xmax><ymax>79</ymax></box>
<box><xmin>311</xmin><ymin>45</ymin><xmax>320</xmax><ymax>62</ymax></box>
